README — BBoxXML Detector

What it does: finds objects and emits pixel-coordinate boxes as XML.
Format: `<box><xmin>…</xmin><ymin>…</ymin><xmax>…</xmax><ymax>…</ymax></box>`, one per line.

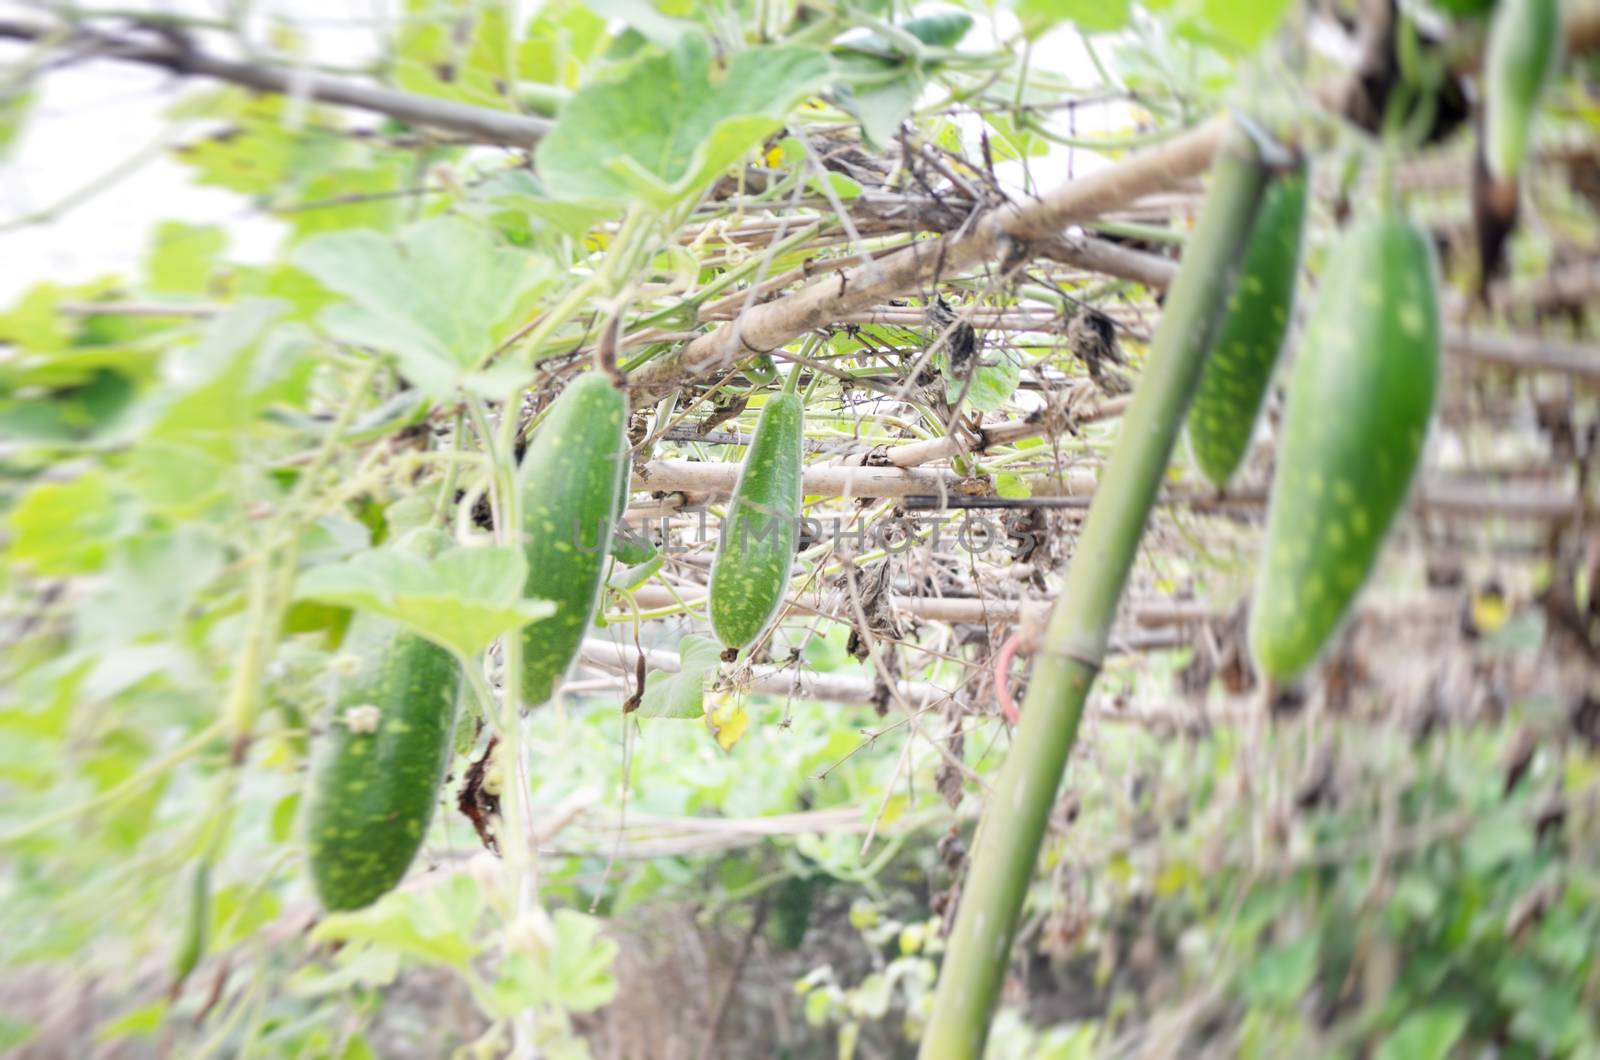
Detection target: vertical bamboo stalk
<box><xmin>917</xmin><ymin>119</ymin><xmax>1272</xmax><ymax>1059</ymax></box>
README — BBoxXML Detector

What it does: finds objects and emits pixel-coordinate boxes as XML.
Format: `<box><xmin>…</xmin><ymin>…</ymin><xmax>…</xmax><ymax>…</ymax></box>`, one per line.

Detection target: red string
<box><xmin>994</xmin><ymin>631</ymin><xmax>1024</xmax><ymax>723</ymax></box>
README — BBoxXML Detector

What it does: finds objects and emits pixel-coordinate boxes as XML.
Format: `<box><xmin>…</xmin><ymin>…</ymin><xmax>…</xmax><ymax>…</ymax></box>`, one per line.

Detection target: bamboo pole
<box><xmin>916</xmin><ymin>120</ymin><xmax>1272</xmax><ymax>1059</ymax></box>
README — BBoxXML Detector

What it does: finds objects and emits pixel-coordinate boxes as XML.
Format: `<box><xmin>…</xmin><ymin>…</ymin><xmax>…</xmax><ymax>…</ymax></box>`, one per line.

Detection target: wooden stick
<box><xmin>627</xmin><ymin>119</ymin><xmax>1229</xmax><ymax>402</ymax></box>
<box><xmin>0</xmin><ymin>17</ymin><xmax>552</xmax><ymax>147</ymax></box>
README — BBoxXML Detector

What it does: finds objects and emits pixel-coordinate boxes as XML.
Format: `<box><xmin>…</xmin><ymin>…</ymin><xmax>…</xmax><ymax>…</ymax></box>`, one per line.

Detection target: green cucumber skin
<box><xmin>1249</xmin><ymin>218</ymin><xmax>1441</xmax><ymax>682</ymax></box>
<box><xmin>519</xmin><ymin>372</ymin><xmax>629</xmax><ymax>705</ymax></box>
<box><xmin>307</xmin><ymin>615</ymin><xmax>460</xmax><ymax>911</ymax></box>
<box><xmin>709</xmin><ymin>393</ymin><xmax>804</xmax><ymax>651</ymax></box>
<box><xmin>1187</xmin><ymin>166</ymin><xmax>1309</xmax><ymax>487</ymax></box>
<box><xmin>1484</xmin><ymin>0</ymin><xmax>1561</xmax><ymax>183</ymax></box>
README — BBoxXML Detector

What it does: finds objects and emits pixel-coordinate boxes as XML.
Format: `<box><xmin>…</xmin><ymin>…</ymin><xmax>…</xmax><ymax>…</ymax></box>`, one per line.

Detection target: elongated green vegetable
<box><xmin>708</xmin><ymin>391</ymin><xmax>804</xmax><ymax>651</ymax></box>
<box><xmin>1483</xmin><ymin>0</ymin><xmax>1562</xmax><ymax>183</ymax></box>
<box><xmin>173</xmin><ymin>860</ymin><xmax>210</xmax><ymax>983</ymax></box>
<box><xmin>1186</xmin><ymin>162</ymin><xmax>1308</xmax><ymax>486</ymax></box>
<box><xmin>306</xmin><ymin>614</ymin><xmax>461</xmax><ymax>911</ymax></box>
<box><xmin>520</xmin><ymin>371</ymin><xmax>630</xmax><ymax>705</ymax></box>
<box><xmin>1249</xmin><ymin>216</ymin><xmax>1440</xmax><ymax>682</ymax></box>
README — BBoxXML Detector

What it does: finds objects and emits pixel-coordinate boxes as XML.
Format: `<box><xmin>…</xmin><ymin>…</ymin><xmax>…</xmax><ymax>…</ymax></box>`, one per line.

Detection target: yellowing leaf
<box><xmin>706</xmin><ymin>694</ymin><xmax>750</xmax><ymax>750</ymax></box>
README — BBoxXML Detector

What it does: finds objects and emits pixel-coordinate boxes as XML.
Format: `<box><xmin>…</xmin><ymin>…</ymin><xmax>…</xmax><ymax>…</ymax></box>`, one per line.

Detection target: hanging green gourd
<box><xmin>708</xmin><ymin>370</ymin><xmax>805</xmax><ymax>654</ymax></box>
<box><xmin>1249</xmin><ymin>214</ymin><xmax>1441</xmax><ymax>682</ymax></box>
<box><xmin>1186</xmin><ymin>160</ymin><xmax>1309</xmax><ymax>487</ymax></box>
<box><xmin>519</xmin><ymin>370</ymin><xmax>631</xmax><ymax>706</ymax></box>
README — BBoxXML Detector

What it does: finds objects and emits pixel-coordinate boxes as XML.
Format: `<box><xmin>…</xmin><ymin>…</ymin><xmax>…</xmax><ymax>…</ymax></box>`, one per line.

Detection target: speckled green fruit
<box><xmin>306</xmin><ymin>614</ymin><xmax>461</xmax><ymax>911</ymax></box>
<box><xmin>709</xmin><ymin>392</ymin><xmax>804</xmax><ymax>651</ymax></box>
<box><xmin>1484</xmin><ymin>0</ymin><xmax>1561</xmax><ymax>183</ymax></box>
<box><xmin>519</xmin><ymin>371</ymin><xmax>629</xmax><ymax>705</ymax></box>
<box><xmin>1187</xmin><ymin>163</ymin><xmax>1308</xmax><ymax>487</ymax></box>
<box><xmin>1249</xmin><ymin>217</ymin><xmax>1440</xmax><ymax>682</ymax></box>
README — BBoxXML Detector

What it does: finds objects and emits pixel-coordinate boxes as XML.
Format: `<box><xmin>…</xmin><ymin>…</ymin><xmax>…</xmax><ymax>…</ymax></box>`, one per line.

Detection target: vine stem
<box><xmin>485</xmin><ymin>205</ymin><xmax>657</xmax><ymax>1058</ymax></box>
<box><xmin>916</xmin><ymin>119</ymin><xmax>1271</xmax><ymax>1059</ymax></box>
<box><xmin>223</xmin><ymin>358</ymin><xmax>381</xmax><ymax>754</ymax></box>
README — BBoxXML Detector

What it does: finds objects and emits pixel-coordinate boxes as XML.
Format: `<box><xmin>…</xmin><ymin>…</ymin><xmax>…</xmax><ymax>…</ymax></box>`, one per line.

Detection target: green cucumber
<box><xmin>306</xmin><ymin>613</ymin><xmax>461</xmax><ymax>911</ymax></box>
<box><xmin>1186</xmin><ymin>163</ymin><xmax>1309</xmax><ymax>487</ymax></box>
<box><xmin>1249</xmin><ymin>216</ymin><xmax>1440</xmax><ymax>682</ymax></box>
<box><xmin>173</xmin><ymin>860</ymin><xmax>210</xmax><ymax>982</ymax></box>
<box><xmin>519</xmin><ymin>371</ymin><xmax>629</xmax><ymax>705</ymax></box>
<box><xmin>1483</xmin><ymin>0</ymin><xmax>1561</xmax><ymax>183</ymax></box>
<box><xmin>709</xmin><ymin>392</ymin><xmax>804</xmax><ymax>651</ymax></box>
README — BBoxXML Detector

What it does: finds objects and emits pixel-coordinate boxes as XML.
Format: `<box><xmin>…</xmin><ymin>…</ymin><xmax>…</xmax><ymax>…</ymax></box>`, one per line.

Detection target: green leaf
<box><xmin>284</xmin><ymin>161</ymin><xmax>412</xmax><ymax>241</ymax></box>
<box><xmin>291</xmin><ymin>218</ymin><xmax>552</xmax><ymax>396</ymax></box>
<box><xmin>295</xmin><ymin>544</ymin><xmax>555</xmax><ymax>657</ymax></box>
<box><xmin>74</xmin><ymin>527</ymin><xmax>225</xmax><ymax>644</ymax></box>
<box><xmin>832</xmin><ymin>63</ymin><xmax>923</xmax><ymax>149</ymax></box>
<box><xmin>941</xmin><ymin>347</ymin><xmax>1021</xmax><ymax>413</ymax></box>
<box><xmin>312</xmin><ymin>875</ymin><xmax>483</xmax><ymax>969</ymax></box>
<box><xmin>5</xmin><ymin>472</ymin><xmax>125</xmax><ymax>576</ymax></box>
<box><xmin>0</xmin><ymin>1015</ymin><xmax>37</xmax><ymax>1051</ymax></box>
<box><xmin>995</xmin><ymin>473</ymin><xmax>1031</xmax><ymax>499</ymax></box>
<box><xmin>488</xmin><ymin>910</ymin><xmax>618</xmax><ymax>1015</ymax></box>
<box><xmin>392</xmin><ymin>0</ymin><xmax>517</xmax><ymax>110</ymax></box>
<box><xmin>585</xmin><ymin>0</ymin><xmax>699</xmax><ymax>48</ymax></box>
<box><xmin>518</xmin><ymin>0</ymin><xmax>610</xmax><ymax>86</ymax></box>
<box><xmin>1376</xmin><ymin>1006</ymin><xmax>1468</xmax><ymax>1060</ymax></box>
<box><xmin>0</xmin><ymin>87</ymin><xmax>33</xmax><ymax>163</ymax></box>
<box><xmin>144</xmin><ymin>302</ymin><xmax>305</xmax><ymax>458</ymax></box>
<box><xmin>96</xmin><ymin>1001</ymin><xmax>167</xmax><ymax>1042</ymax></box>
<box><xmin>0</xmin><ymin>276</ymin><xmax>121</xmax><ymax>353</ymax></box>
<box><xmin>1242</xmin><ymin>935</ymin><xmax>1318</xmax><ymax>1007</ymax></box>
<box><xmin>1197</xmin><ymin>0</ymin><xmax>1293</xmax><ymax>50</ymax></box>
<box><xmin>639</xmin><ymin>634</ymin><xmax>721</xmax><ymax>718</ymax></box>
<box><xmin>0</xmin><ymin>367</ymin><xmax>138</xmax><ymax>445</ymax></box>
<box><xmin>608</xmin><ymin>550</ymin><xmax>664</xmax><ymax>592</ymax></box>
<box><xmin>537</xmin><ymin>34</ymin><xmax>828</xmax><ymax>207</ymax></box>
<box><xmin>981</xmin><ymin>112</ymin><xmax>1049</xmax><ymax>161</ymax></box>
<box><xmin>1015</xmin><ymin>0</ymin><xmax>1131</xmax><ymax>36</ymax></box>
<box><xmin>173</xmin><ymin>91</ymin><xmax>341</xmax><ymax>196</ymax></box>
<box><xmin>145</xmin><ymin>222</ymin><xmax>226</xmax><ymax>296</ymax></box>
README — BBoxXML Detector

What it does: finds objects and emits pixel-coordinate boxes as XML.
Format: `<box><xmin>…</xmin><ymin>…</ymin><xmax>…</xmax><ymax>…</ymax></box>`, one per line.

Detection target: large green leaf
<box><xmin>295</xmin><ymin>544</ymin><xmax>554</xmax><ymax>657</ymax></box>
<box><xmin>487</xmin><ymin>910</ymin><xmax>619</xmax><ymax>1016</ymax></box>
<box><xmin>1376</xmin><ymin>1007</ymin><xmax>1468</xmax><ymax>1060</ymax></box>
<box><xmin>144</xmin><ymin>222</ymin><xmax>226</xmax><ymax>296</ymax></box>
<box><xmin>312</xmin><ymin>875</ymin><xmax>484</xmax><ymax>969</ymax></box>
<box><xmin>392</xmin><ymin>0</ymin><xmax>518</xmax><ymax>111</ymax></box>
<box><xmin>536</xmin><ymin>34</ymin><xmax>828</xmax><ymax>207</ymax></box>
<box><xmin>291</xmin><ymin>218</ymin><xmax>552</xmax><ymax>396</ymax></box>
<box><xmin>5</xmin><ymin>472</ymin><xmax>127</xmax><ymax>576</ymax></box>
<box><xmin>1196</xmin><ymin>0</ymin><xmax>1293</xmax><ymax>50</ymax></box>
<box><xmin>1015</xmin><ymin>0</ymin><xmax>1131</xmax><ymax>36</ymax></box>
<box><xmin>638</xmin><ymin>633</ymin><xmax>722</xmax><ymax>719</ymax></box>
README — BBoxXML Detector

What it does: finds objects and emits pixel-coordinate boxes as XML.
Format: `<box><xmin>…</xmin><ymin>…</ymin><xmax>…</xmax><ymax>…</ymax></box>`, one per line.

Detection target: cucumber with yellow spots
<box><xmin>1249</xmin><ymin>216</ymin><xmax>1440</xmax><ymax>681</ymax></box>
<box><xmin>1483</xmin><ymin>0</ymin><xmax>1562</xmax><ymax>184</ymax></box>
<box><xmin>305</xmin><ymin>613</ymin><xmax>461</xmax><ymax>911</ymax></box>
<box><xmin>1186</xmin><ymin>162</ymin><xmax>1308</xmax><ymax>487</ymax></box>
<box><xmin>709</xmin><ymin>391</ymin><xmax>804</xmax><ymax>651</ymax></box>
<box><xmin>519</xmin><ymin>371</ymin><xmax>630</xmax><ymax>705</ymax></box>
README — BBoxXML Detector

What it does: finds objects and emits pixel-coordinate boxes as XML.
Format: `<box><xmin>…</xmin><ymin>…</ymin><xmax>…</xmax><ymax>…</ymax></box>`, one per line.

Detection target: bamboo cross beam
<box><xmin>626</xmin><ymin>459</ymin><xmax>1587</xmax><ymax>522</ymax></box>
<box><xmin>626</xmin><ymin>118</ymin><xmax>1230</xmax><ymax>402</ymax></box>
